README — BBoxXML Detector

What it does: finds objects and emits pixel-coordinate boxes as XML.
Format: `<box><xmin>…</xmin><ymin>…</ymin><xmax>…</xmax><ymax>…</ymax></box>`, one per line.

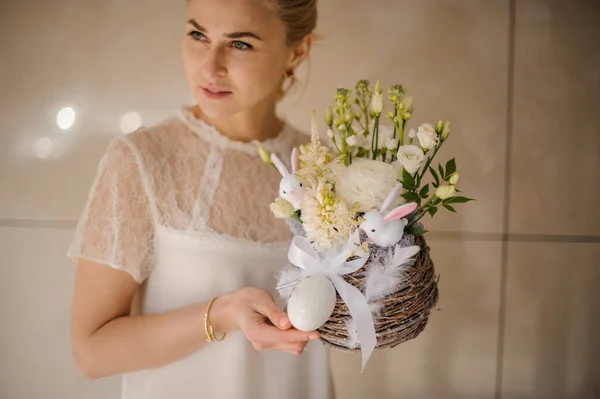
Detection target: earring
<box><xmin>285</xmin><ymin>69</ymin><xmax>294</xmax><ymax>78</ymax></box>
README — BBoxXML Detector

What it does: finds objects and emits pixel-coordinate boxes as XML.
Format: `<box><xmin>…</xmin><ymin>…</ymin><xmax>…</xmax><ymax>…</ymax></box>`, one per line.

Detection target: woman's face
<box><xmin>182</xmin><ymin>0</ymin><xmax>305</xmax><ymax>119</ymax></box>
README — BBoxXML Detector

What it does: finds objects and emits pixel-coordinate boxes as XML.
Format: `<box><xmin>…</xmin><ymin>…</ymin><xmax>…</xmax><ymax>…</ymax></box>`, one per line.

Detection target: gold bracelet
<box><xmin>204</xmin><ymin>296</ymin><xmax>226</xmax><ymax>342</ymax></box>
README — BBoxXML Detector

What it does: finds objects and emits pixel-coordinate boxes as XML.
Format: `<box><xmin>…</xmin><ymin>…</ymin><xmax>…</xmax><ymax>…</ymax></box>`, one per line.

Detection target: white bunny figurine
<box><xmin>271</xmin><ymin>148</ymin><xmax>304</xmax><ymax>210</ymax></box>
<box><xmin>359</xmin><ymin>183</ymin><xmax>418</xmax><ymax>247</ymax></box>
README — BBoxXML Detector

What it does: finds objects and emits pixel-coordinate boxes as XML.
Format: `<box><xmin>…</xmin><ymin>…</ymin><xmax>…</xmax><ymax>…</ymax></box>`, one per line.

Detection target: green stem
<box><xmin>341</xmin><ymin>130</ymin><xmax>349</xmax><ymax>166</ymax></box>
<box><xmin>399</xmin><ymin>119</ymin><xmax>406</xmax><ymax>146</ymax></box>
<box><xmin>392</xmin><ymin>121</ymin><xmax>405</xmax><ymax>162</ymax></box>
<box><xmin>416</xmin><ymin>143</ymin><xmax>442</xmax><ymax>188</ymax></box>
<box><xmin>371</xmin><ymin>116</ymin><xmax>380</xmax><ymax>160</ymax></box>
<box><xmin>408</xmin><ymin>196</ymin><xmax>440</xmax><ymax>228</ymax></box>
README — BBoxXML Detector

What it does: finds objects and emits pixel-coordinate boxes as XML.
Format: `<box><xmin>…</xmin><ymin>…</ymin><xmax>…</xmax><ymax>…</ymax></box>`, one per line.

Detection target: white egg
<box><xmin>286</xmin><ymin>275</ymin><xmax>337</xmax><ymax>332</ymax></box>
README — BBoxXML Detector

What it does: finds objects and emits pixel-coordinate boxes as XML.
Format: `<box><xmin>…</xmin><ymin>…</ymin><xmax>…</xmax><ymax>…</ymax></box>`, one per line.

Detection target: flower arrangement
<box><xmin>260</xmin><ymin>80</ymin><xmax>474</xmax><ymax>371</ymax></box>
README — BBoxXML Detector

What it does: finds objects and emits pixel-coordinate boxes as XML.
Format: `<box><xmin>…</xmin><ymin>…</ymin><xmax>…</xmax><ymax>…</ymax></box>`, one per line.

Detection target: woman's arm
<box><xmin>71</xmin><ymin>259</ymin><xmax>317</xmax><ymax>379</ymax></box>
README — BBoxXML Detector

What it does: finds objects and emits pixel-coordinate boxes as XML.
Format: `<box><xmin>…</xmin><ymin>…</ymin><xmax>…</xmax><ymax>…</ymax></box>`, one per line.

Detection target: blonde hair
<box><xmin>265</xmin><ymin>0</ymin><xmax>318</xmax><ymax>99</ymax></box>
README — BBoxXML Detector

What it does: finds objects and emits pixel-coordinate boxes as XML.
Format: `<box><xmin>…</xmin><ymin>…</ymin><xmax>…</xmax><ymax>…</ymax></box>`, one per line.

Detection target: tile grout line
<box><xmin>2</xmin><ymin>219</ymin><xmax>600</xmax><ymax>242</ymax></box>
<box><xmin>496</xmin><ymin>1</ymin><xmax>516</xmax><ymax>398</ymax></box>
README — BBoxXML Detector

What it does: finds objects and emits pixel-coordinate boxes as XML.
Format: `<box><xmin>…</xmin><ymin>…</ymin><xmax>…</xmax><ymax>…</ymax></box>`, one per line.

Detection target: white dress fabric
<box><xmin>67</xmin><ymin>106</ymin><xmax>335</xmax><ymax>399</ymax></box>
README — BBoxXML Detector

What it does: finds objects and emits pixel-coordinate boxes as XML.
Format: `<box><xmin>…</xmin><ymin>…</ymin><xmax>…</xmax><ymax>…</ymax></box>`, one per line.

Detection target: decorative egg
<box><xmin>286</xmin><ymin>275</ymin><xmax>337</xmax><ymax>332</ymax></box>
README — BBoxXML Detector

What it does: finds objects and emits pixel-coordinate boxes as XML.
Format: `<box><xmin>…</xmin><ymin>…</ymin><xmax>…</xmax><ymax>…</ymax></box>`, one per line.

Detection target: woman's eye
<box><xmin>232</xmin><ymin>41</ymin><xmax>252</xmax><ymax>51</ymax></box>
<box><xmin>188</xmin><ymin>31</ymin><xmax>206</xmax><ymax>41</ymax></box>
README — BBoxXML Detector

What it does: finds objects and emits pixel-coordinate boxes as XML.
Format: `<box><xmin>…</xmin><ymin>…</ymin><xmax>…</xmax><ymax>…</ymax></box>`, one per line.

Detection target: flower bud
<box><xmin>374</xmin><ymin>80</ymin><xmax>382</xmax><ymax>95</ymax></box>
<box><xmin>325</xmin><ymin>106</ymin><xmax>333</xmax><ymax>126</ymax></box>
<box><xmin>346</xmin><ymin>135</ymin><xmax>357</xmax><ymax>146</ymax></box>
<box><xmin>371</xmin><ymin>92</ymin><xmax>384</xmax><ymax>116</ymax></box>
<box><xmin>326</xmin><ymin>128</ymin><xmax>334</xmax><ymax>138</ymax></box>
<box><xmin>449</xmin><ymin>172</ymin><xmax>460</xmax><ymax>185</ymax></box>
<box><xmin>436</xmin><ymin>119</ymin><xmax>444</xmax><ymax>134</ymax></box>
<box><xmin>270</xmin><ymin>198</ymin><xmax>295</xmax><ymax>218</ymax></box>
<box><xmin>441</xmin><ymin>121</ymin><xmax>451</xmax><ymax>141</ymax></box>
<box><xmin>258</xmin><ymin>147</ymin><xmax>272</xmax><ymax>165</ymax></box>
<box><xmin>338</xmin><ymin>123</ymin><xmax>347</xmax><ymax>132</ymax></box>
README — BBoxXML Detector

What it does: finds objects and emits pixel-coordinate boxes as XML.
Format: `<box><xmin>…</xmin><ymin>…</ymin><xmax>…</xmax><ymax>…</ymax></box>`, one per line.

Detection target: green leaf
<box><xmin>444</xmin><ymin>196</ymin><xmax>475</xmax><ymax>204</ymax></box>
<box><xmin>438</xmin><ymin>164</ymin><xmax>445</xmax><ymax>181</ymax></box>
<box><xmin>429</xmin><ymin>166</ymin><xmax>440</xmax><ymax>186</ymax></box>
<box><xmin>406</xmin><ymin>225</ymin><xmax>428</xmax><ymax>236</ymax></box>
<box><xmin>401</xmin><ymin>168</ymin><xmax>416</xmax><ymax>190</ymax></box>
<box><xmin>401</xmin><ymin>192</ymin><xmax>420</xmax><ymax>202</ymax></box>
<box><xmin>445</xmin><ymin>158</ymin><xmax>457</xmax><ymax>179</ymax></box>
<box><xmin>443</xmin><ymin>204</ymin><xmax>457</xmax><ymax>213</ymax></box>
<box><xmin>419</xmin><ymin>184</ymin><xmax>430</xmax><ymax>198</ymax></box>
<box><xmin>427</xmin><ymin>206</ymin><xmax>438</xmax><ymax>217</ymax></box>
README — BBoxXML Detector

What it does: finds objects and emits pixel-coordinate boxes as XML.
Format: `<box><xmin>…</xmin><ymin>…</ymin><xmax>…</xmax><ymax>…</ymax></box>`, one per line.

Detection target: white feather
<box><xmin>363</xmin><ymin>245</ymin><xmax>420</xmax><ymax>302</ymax></box>
<box><xmin>346</xmin><ymin>318</ymin><xmax>360</xmax><ymax>349</ymax></box>
<box><xmin>275</xmin><ymin>267</ymin><xmax>304</xmax><ymax>299</ymax></box>
<box><xmin>368</xmin><ymin>302</ymin><xmax>384</xmax><ymax>318</ymax></box>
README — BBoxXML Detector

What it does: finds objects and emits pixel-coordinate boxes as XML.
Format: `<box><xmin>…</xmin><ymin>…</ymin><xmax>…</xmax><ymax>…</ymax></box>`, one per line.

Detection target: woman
<box><xmin>68</xmin><ymin>0</ymin><xmax>335</xmax><ymax>398</ymax></box>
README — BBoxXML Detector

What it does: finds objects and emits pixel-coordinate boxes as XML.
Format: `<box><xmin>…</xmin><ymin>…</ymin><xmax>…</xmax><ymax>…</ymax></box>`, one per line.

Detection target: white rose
<box><xmin>435</xmin><ymin>184</ymin><xmax>456</xmax><ymax>200</ymax></box>
<box><xmin>335</xmin><ymin>159</ymin><xmax>402</xmax><ymax>213</ymax></box>
<box><xmin>269</xmin><ymin>198</ymin><xmax>295</xmax><ymax>218</ymax></box>
<box><xmin>395</xmin><ymin>145</ymin><xmax>425</xmax><ymax>175</ymax></box>
<box><xmin>417</xmin><ymin>123</ymin><xmax>438</xmax><ymax>150</ymax></box>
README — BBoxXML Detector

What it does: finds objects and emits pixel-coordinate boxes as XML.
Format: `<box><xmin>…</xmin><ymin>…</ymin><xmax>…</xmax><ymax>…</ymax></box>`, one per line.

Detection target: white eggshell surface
<box><xmin>287</xmin><ymin>275</ymin><xmax>337</xmax><ymax>332</ymax></box>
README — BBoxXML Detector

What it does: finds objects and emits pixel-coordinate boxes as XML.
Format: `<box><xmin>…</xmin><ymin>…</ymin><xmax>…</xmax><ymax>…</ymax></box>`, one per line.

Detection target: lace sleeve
<box><xmin>67</xmin><ymin>136</ymin><xmax>155</xmax><ymax>283</ymax></box>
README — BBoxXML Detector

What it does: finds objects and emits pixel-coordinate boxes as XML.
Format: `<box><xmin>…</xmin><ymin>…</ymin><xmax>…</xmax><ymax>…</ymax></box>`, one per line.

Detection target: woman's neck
<box><xmin>192</xmin><ymin>101</ymin><xmax>285</xmax><ymax>144</ymax></box>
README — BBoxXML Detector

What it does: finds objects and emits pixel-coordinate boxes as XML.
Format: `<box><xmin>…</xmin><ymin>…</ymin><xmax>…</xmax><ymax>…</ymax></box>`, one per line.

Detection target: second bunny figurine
<box><xmin>359</xmin><ymin>183</ymin><xmax>417</xmax><ymax>247</ymax></box>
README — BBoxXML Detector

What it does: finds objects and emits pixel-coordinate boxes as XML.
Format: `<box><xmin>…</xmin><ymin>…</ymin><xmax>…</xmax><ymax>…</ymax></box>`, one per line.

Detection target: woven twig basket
<box><xmin>317</xmin><ymin>234</ymin><xmax>439</xmax><ymax>352</ymax></box>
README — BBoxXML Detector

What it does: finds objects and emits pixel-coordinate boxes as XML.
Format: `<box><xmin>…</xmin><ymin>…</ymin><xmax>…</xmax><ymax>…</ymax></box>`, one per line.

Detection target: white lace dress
<box><xmin>67</xmin><ymin>106</ymin><xmax>335</xmax><ymax>399</ymax></box>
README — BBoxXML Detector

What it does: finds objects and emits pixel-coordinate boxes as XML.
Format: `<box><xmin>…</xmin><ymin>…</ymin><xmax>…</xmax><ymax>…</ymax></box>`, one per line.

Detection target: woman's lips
<box><xmin>202</xmin><ymin>87</ymin><xmax>232</xmax><ymax>100</ymax></box>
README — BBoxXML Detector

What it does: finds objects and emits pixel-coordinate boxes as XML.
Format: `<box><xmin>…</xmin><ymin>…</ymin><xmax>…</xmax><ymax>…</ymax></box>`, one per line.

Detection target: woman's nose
<box><xmin>203</xmin><ymin>47</ymin><xmax>227</xmax><ymax>79</ymax></box>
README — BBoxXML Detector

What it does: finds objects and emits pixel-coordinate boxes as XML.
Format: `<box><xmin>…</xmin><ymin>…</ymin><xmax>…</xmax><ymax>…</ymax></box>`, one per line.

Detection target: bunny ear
<box><xmin>380</xmin><ymin>183</ymin><xmax>404</xmax><ymax>213</ymax></box>
<box><xmin>271</xmin><ymin>153</ymin><xmax>289</xmax><ymax>177</ymax></box>
<box><xmin>383</xmin><ymin>202</ymin><xmax>417</xmax><ymax>223</ymax></box>
<box><xmin>291</xmin><ymin>147</ymin><xmax>300</xmax><ymax>173</ymax></box>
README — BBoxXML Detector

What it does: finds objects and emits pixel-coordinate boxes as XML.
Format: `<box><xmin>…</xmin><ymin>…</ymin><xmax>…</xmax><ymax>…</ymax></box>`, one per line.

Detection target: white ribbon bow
<box><xmin>286</xmin><ymin>229</ymin><xmax>376</xmax><ymax>372</ymax></box>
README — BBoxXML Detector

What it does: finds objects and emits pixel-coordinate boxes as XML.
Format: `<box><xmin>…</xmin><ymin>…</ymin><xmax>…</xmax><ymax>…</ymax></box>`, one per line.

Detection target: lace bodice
<box><xmin>68</xmin><ymin>106</ymin><xmax>307</xmax><ymax>282</ymax></box>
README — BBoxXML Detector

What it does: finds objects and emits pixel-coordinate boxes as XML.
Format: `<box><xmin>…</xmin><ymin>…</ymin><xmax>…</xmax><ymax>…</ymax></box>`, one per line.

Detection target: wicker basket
<box><xmin>317</xmin><ymin>234</ymin><xmax>439</xmax><ymax>352</ymax></box>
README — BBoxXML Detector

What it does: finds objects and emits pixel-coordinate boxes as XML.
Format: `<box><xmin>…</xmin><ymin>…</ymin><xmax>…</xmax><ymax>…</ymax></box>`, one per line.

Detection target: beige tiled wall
<box><xmin>1</xmin><ymin>1</ymin><xmax>598</xmax><ymax>398</ymax></box>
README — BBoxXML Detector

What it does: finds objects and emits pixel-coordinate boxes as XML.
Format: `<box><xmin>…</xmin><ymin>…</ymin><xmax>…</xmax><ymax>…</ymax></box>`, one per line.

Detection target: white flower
<box><xmin>449</xmin><ymin>172</ymin><xmax>460</xmax><ymax>185</ymax></box>
<box><xmin>269</xmin><ymin>198</ymin><xmax>295</xmax><ymax>218</ymax></box>
<box><xmin>346</xmin><ymin>135</ymin><xmax>357</xmax><ymax>146</ymax></box>
<box><xmin>335</xmin><ymin>159</ymin><xmax>402</xmax><ymax>213</ymax></box>
<box><xmin>301</xmin><ymin>180</ymin><xmax>358</xmax><ymax>252</ymax></box>
<box><xmin>395</xmin><ymin>145</ymin><xmax>425</xmax><ymax>175</ymax></box>
<box><xmin>408</xmin><ymin>128</ymin><xmax>417</xmax><ymax>139</ymax></box>
<box><xmin>435</xmin><ymin>184</ymin><xmax>456</xmax><ymax>200</ymax></box>
<box><xmin>416</xmin><ymin>123</ymin><xmax>438</xmax><ymax>150</ymax></box>
<box><xmin>371</xmin><ymin>92</ymin><xmax>384</xmax><ymax>115</ymax></box>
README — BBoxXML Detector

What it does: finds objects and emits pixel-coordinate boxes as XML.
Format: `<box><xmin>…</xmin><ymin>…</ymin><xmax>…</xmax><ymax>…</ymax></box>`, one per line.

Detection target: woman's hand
<box><xmin>222</xmin><ymin>287</ymin><xmax>320</xmax><ymax>355</ymax></box>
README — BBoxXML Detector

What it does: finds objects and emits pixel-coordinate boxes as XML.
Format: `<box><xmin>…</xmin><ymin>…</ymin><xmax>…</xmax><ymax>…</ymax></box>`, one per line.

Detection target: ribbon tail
<box><xmin>330</xmin><ymin>275</ymin><xmax>377</xmax><ymax>372</ymax></box>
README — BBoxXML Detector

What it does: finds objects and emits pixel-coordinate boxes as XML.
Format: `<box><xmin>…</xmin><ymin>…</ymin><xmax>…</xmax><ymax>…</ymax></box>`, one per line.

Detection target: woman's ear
<box><xmin>287</xmin><ymin>34</ymin><xmax>313</xmax><ymax>70</ymax></box>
